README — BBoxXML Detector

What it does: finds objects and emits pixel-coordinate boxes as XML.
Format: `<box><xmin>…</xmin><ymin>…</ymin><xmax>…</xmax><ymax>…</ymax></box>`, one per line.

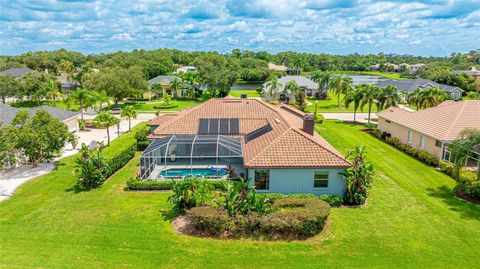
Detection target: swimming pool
<box><xmin>159</xmin><ymin>168</ymin><xmax>226</xmax><ymax>178</ymax></box>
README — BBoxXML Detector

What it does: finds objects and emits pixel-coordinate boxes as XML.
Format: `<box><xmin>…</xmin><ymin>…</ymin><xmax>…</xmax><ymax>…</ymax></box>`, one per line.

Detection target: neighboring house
<box><xmin>175</xmin><ymin>66</ymin><xmax>197</xmax><ymax>74</ymax></box>
<box><xmin>145</xmin><ymin>75</ymin><xmax>184</xmax><ymax>99</ymax></box>
<box><xmin>268</xmin><ymin>63</ymin><xmax>288</xmax><ymax>72</ymax></box>
<box><xmin>0</xmin><ymin>67</ymin><xmax>37</xmax><ymax>78</ymax></box>
<box><xmin>377</xmin><ymin>100</ymin><xmax>480</xmax><ymax>162</ymax></box>
<box><xmin>56</xmin><ymin>73</ymin><xmax>79</xmax><ymax>92</ymax></box>
<box><xmin>370</xmin><ymin>63</ymin><xmax>425</xmax><ymax>72</ymax></box>
<box><xmin>0</xmin><ymin>104</ymin><xmax>80</xmax><ymax>132</ymax></box>
<box><xmin>142</xmin><ymin>97</ymin><xmax>351</xmax><ymax>196</ymax></box>
<box><xmin>263</xmin><ymin>76</ymin><xmax>319</xmax><ymax>104</ymax></box>
<box><xmin>375</xmin><ymin>78</ymin><xmax>464</xmax><ymax>100</ymax></box>
<box><xmin>453</xmin><ymin>67</ymin><xmax>480</xmax><ymax>90</ymax></box>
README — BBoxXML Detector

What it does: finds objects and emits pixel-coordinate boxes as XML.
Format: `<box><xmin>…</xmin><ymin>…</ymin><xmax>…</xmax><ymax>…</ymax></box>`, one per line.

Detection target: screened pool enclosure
<box><xmin>140</xmin><ymin>135</ymin><xmax>244</xmax><ymax>180</ymax></box>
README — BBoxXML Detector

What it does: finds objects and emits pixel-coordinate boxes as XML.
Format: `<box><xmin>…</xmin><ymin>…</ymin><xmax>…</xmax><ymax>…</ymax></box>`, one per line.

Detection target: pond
<box><xmin>231</xmin><ymin>82</ymin><xmax>263</xmax><ymax>90</ymax></box>
<box><xmin>343</xmin><ymin>75</ymin><xmax>386</xmax><ymax>85</ymax></box>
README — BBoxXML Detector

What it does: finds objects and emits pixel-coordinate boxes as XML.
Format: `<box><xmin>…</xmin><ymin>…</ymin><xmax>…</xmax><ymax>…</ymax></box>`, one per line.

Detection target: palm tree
<box><xmin>407</xmin><ymin>87</ymin><xmax>422</xmax><ymax>110</ymax></box>
<box><xmin>92</xmin><ymin>91</ymin><xmax>110</xmax><ymax>112</ymax></box>
<box><xmin>72</xmin><ymin>88</ymin><xmax>90</xmax><ymax>120</ymax></box>
<box><xmin>418</xmin><ymin>87</ymin><xmax>448</xmax><ymax>109</ymax></box>
<box><xmin>359</xmin><ymin>84</ymin><xmax>380</xmax><ymax>124</ymax></box>
<box><xmin>183</xmin><ymin>72</ymin><xmax>199</xmax><ymax>100</ymax></box>
<box><xmin>284</xmin><ymin>80</ymin><xmax>299</xmax><ymax>98</ymax></box>
<box><xmin>62</xmin><ymin>93</ymin><xmax>74</xmax><ymax>110</ymax></box>
<box><xmin>94</xmin><ymin>111</ymin><xmax>120</xmax><ymax>146</ymax></box>
<box><xmin>42</xmin><ymin>79</ymin><xmax>62</xmax><ymax>107</ymax></box>
<box><xmin>377</xmin><ymin>85</ymin><xmax>400</xmax><ymax>111</ymax></box>
<box><xmin>264</xmin><ymin>77</ymin><xmax>282</xmax><ymax>98</ymax></box>
<box><xmin>169</xmin><ymin>77</ymin><xmax>184</xmax><ymax>98</ymax></box>
<box><xmin>328</xmin><ymin>75</ymin><xmax>342</xmax><ymax>106</ymax></box>
<box><xmin>339</xmin><ymin>76</ymin><xmax>353</xmax><ymax>107</ymax></box>
<box><xmin>120</xmin><ymin>105</ymin><xmax>137</xmax><ymax>132</ymax></box>
<box><xmin>344</xmin><ymin>85</ymin><xmax>364</xmax><ymax>122</ymax></box>
<box><xmin>313</xmin><ymin>72</ymin><xmax>334</xmax><ymax>95</ymax></box>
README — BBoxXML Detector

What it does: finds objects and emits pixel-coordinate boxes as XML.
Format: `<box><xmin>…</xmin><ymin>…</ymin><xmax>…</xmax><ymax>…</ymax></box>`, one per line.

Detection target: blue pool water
<box><xmin>160</xmin><ymin>168</ymin><xmax>226</xmax><ymax>178</ymax></box>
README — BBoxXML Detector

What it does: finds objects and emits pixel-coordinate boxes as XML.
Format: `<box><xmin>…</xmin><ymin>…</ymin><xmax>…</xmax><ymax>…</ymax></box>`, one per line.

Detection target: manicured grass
<box><xmin>229</xmin><ymin>90</ymin><xmax>261</xmax><ymax>97</ymax></box>
<box><xmin>333</xmin><ymin>70</ymin><xmax>408</xmax><ymax>80</ymax></box>
<box><xmin>10</xmin><ymin>100</ymin><xmax>81</xmax><ymax>111</ymax></box>
<box><xmin>305</xmin><ymin>91</ymin><xmax>379</xmax><ymax>113</ymax></box>
<box><xmin>1</xmin><ymin>121</ymin><xmax>479</xmax><ymax>268</ymax></box>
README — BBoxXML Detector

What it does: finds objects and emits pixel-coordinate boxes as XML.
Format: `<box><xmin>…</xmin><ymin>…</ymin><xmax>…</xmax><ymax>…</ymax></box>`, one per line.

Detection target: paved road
<box><xmin>0</xmin><ymin>113</ymin><xmax>156</xmax><ymax>202</ymax></box>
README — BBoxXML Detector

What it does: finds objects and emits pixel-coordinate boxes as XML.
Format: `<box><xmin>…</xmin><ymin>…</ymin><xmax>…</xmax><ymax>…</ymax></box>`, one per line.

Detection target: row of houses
<box><xmin>261</xmin><ymin>75</ymin><xmax>465</xmax><ymax>104</ymax></box>
<box><xmin>0</xmin><ymin>67</ymin><xmax>79</xmax><ymax>92</ymax></box>
<box><xmin>370</xmin><ymin>63</ymin><xmax>426</xmax><ymax>72</ymax></box>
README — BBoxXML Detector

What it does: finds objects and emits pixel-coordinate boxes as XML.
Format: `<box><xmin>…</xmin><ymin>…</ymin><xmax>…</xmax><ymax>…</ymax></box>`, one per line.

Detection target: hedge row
<box><xmin>259</xmin><ymin>193</ymin><xmax>344</xmax><ymax>207</ymax></box>
<box><xmin>126</xmin><ymin>178</ymin><xmax>236</xmax><ymax>191</ymax></box>
<box><xmin>186</xmin><ymin>198</ymin><xmax>331</xmax><ymax>238</ymax></box>
<box><xmin>373</xmin><ymin>130</ymin><xmax>439</xmax><ymax>167</ymax></box>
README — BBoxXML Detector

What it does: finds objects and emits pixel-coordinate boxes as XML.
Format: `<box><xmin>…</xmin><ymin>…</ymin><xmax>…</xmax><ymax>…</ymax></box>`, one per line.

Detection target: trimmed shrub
<box><xmin>319</xmin><ymin>194</ymin><xmax>344</xmax><ymax>207</ymax></box>
<box><xmin>258</xmin><ymin>193</ymin><xmax>343</xmax><ymax>207</ymax></box>
<box><xmin>137</xmin><ymin>140</ymin><xmax>150</xmax><ymax>151</ymax></box>
<box><xmin>186</xmin><ymin>198</ymin><xmax>331</xmax><ymax>238</ymax></box>
<box><xmin>104</xmin><ymin>142</ymin><xmax>136</xmax><ymax>177</ymax></box>
<box><xmin>187</xmin><ymin>207</ymin><xmax>234</xmax><ymax>234</ymax></box>
<box><xmin>439</xmin><ymin>161</ymin><xmax>455</xmax><ymax>177</ymax></box>
<box><xmin>457</xmin><ymin>171</ymin><xmax>480</xmax><ymax>199</ymax></box>
<box><xmin>383</xmin><ymin>135</ymin><xmax>439</xmax><ymax>167</ymax></box>
<box><xmin>314</xmin><ymin>113</ymin><xmax>324</xmax><ymax>123</ymax></box>
<box><xmin>127</xmin><ymin>179</ymin><xmax>173</xmax><ymax>190</ymax></box>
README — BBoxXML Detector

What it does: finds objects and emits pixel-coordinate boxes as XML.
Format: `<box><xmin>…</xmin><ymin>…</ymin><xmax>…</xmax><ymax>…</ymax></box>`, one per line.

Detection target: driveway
<box><xmin>0</xmin><ymin>113</ymin><xmax>156</xmax><ymax>202</ymax></box>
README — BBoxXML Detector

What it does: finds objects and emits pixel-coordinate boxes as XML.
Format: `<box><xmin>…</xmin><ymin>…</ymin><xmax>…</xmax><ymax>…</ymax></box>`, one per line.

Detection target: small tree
<box><xmin>341</xmin><ymin>146</ymin><xmax>375</xmax><ymax>205</ymax></box>
<box><xmin>13</xmin><ymin>110</ymin><xmax>69</xmax><ymax>167</ymax></box>
<box><xmin>74</xmin><ymin>143</ymin><xmax>111</xmax><ymax>190</ymax></box>
<box><xmin>120</xmin><ymin>105</ymin><xmax>137</xmax><ymax>132</ymax></box>
<box><xmin>295</xmin><ymin>90</ymin><xmax>306</xmax><ymax>111</ymax></box>
<box><xmin>0</xmin><ymin>126</ymin><xmax>18</xmax><ymax>169</ymax></box>
<box><xmin>0</xmin><ymin>74</ymin><xmax>20</xmax><ymax>104</ymax></box>
<box><xmin>449</xmin><ymin>129</ymin><xmax>480</xmax><ymax>180</ymax></box>
<box><xmin>94</xmin><ymin>111</ymin><xmax>120</xmax><ymax>146</ymax></box>
<box><xmin>72</xmin><ymin>88</ymin><xmax>90</xmax><ymax>120</ymax></box>
<box><xmin>68</xmin><ymin>133</ymin><xmax>79</xmax><ymax>149</ymax></box>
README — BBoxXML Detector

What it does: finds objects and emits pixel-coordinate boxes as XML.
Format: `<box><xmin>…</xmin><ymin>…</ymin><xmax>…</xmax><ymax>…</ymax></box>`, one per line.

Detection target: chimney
<box><xmin>302</xmin><ymin>114</ymin><xmax>314</xmax><ymax>136</ymax></box>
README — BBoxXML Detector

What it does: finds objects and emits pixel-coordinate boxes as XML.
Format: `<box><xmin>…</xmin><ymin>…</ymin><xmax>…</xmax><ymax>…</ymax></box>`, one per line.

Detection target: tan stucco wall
<box><xmin>377</xmin><ymin>117</ymin><xmax>443</xmax><ymax>159</ymax></box>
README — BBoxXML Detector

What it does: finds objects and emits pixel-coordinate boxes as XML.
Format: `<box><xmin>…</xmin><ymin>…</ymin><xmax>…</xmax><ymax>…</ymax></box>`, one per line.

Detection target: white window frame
<box><xmin>314</xmin><ymin>171</ymin><xmax>329</xmax><ymax>189</ymax></box>
<box><xmin>407</xmin><ymin>130</ymin><xmax>413</xmax><ymax>144</ymax></box>
<box><xmin>419</xmin><ymin>135</ymin><xmax>425</xmax><ymax>149</ymax></box>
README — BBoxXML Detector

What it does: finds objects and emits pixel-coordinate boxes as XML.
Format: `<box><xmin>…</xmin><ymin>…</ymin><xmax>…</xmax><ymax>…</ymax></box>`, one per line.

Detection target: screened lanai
<box><xmin>140</xmin><ymin>135</ymin><xmax>244</xmax><ymax>180</ymax></box>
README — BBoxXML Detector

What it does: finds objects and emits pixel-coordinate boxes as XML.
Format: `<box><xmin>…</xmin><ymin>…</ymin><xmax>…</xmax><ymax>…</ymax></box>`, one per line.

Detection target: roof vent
<box><xmin>274</xmin><ymin>118</ymin><xmax>281</xmax><ymax>124</ymax></box>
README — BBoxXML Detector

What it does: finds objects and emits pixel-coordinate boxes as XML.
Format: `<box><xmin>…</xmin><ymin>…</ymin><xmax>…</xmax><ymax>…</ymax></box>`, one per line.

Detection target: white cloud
<box><xmin>112</xmin><ymin>33</ymin><xmax>133</xmax><ymax>41</ymax></box>
<box><xmin>256</xmin><ymin>31</ymin><xmax>265</xmax><ymax>42</ymax></box>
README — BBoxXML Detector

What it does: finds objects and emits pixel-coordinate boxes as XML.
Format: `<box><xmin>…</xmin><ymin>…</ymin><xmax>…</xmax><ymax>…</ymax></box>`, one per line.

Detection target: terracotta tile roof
<box><xmin>377</xmin><ymin>100</ymin><xmax>480</xmax><ymax>141</ymax></box>
<box><xmin>149</xmin><ymin>98</ymin><xmax>350</xmax><ymax>168</ymax></box>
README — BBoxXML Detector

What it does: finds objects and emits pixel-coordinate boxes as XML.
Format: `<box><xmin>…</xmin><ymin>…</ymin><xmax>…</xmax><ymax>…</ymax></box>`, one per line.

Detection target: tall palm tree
<box><xmin>120</xmin><ymin>105</ymin><xmax>137</xmax><ymax>132</ymax></box>
<box><xmin>72</xmin><ymin>88</ymin><xmax>90</xmax><ymax>120</ymax></box>
<box><xmin>318</xmin><ymin>72</ymin><xmax>334</xmax><ymax>94</ymax></box>
<box><xmin>183</xmin><ymin>72</ymin><xmax>199</xmax><ymax>100</ymax></box>
<box><xmin>94</xmin><ymin>111</ymin><xmax>120</xmax><ymax>146</ymax></box>
<box><xmin>339</xmin><ymin>76</ymin><xmax>353</xmax><ymax>107</ymax></box>
<box><xmin>327</xmin><ymin>75</ymin><xmax>342</xmax><ymax>106</ymax></box>
<box><xmin>42</xmin><ymin>78</ymin><xmax>62</xmax><ymax>107</ymax></box>
<box><xmin>92</xmin><ymin>90</ymin><xmax>110</xmax><ymax>112</ymax></box>
<box><xmin>377</xmin><ymin>85</ymin><xmax>400</xmax><ymax>111</ymax></box>
<box><xmin>407</xmin><ymin>87</ymin><xmax>422</xmax><ymax>110</ymax></box>
<box><xmin>344</xmin><ymin>85</ymin><xmax>364</xmax><ymax>122</ymax></box>
<box><xmin>418</xmin><ymin>87</ymin><xmax>448</xmax><ymax>109</ymax></box>
<box><xmin>285</xmin><ymin>80</ymin><xmax>299</xmax><ymax>97</ymax></box>
<box><xmin>264</xmin><ymin>77</ymin><xmax>283</xmax><ymax>98</ymax></box>
<box><xmin>359</xmin><ymin>84</ymin><xmax>380</xmax><ymax>124</ymax></box>
<box><xmin>169</xmin><ymin>77</ymin><xmax>184</xmax><ymax>98</ymax></box>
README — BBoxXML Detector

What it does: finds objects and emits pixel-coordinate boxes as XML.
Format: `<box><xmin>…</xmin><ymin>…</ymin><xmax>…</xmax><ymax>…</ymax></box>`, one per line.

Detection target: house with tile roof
<box><xmin>263</xmin><ymin>76</ymin><xmax>319</xmax><ymax>104</ymax></box>
<box><xmin>142</xmin><ymin>97</ymin><xmax>350</xmax><ymax>196</ymax></box>
<box><xmin>375</xmin><ymin>78</ymin><xmax>464</xmax><ymax>100</ymax></box>
<box><xmin>377</xmin><ymin>100</ymin><xmax>480</xmax><ymax>161</ymax></box>
<box><xmin>144</xmin><ymin>75</ymin><xmax>185</xmax><ymax>99</ymax></box>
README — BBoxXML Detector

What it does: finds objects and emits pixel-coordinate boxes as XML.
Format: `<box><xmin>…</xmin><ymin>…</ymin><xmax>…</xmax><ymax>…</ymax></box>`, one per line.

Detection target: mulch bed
<box><xmin>455</xmin><ymin>188</ymin><xmax>480</xmax><ymax>205</ymax></box>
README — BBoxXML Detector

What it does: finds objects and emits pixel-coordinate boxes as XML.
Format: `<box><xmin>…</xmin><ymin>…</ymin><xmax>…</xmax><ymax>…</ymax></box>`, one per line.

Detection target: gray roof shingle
<box><xmin>147</xmin><ymin>75</ymin><xmax>181</xmax><ymax>87</ymax></box>
<box><xmin>375</xmin><ymin>78</ymin><xmax>464</xmax><ymax>93</ymax></box>
<box><xmin>0</xmin><ymin>67</ymin><xmax>36</xmax><ymax>77</ymax></box>
<box><xmin>0</xmin><ymin>104</ymin><xmax>79</xmax><ymax>126</ymax></box>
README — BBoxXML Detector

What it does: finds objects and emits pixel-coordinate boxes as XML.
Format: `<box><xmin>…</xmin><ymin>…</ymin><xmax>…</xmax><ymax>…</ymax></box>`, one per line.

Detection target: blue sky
<box><xmin>0</xmin><ymin>0</ymin><xmax>479</xmax><ymax>56</ymax></box>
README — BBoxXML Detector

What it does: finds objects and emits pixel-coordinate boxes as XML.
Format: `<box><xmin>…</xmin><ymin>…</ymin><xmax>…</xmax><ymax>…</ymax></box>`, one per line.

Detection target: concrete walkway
<box><xmin>0</xmin><ymin>113</ymin><xmax>156</xmax><ymax>202</ymax></box>
<box><xmin>322</xmin><ymin>112</ymin><xmax>377</xmax><ymax>123</ymax></box>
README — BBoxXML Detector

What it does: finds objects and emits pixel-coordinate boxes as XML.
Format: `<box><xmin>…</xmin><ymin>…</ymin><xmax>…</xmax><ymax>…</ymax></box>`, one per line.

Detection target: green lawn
<box><xmin>305</xmin><ymin>91</ymin><xmax>379</xmax><ymax>113</ymax></box>
<box><xmin>229</xmin><ymin>90</ymin><xmax>261</xmax><ymax>97</ymax></box>
<box><xmin>10</xmin><ymin>100</ymin><xmax>81</xmax><ymax>111</ymax></box>
<box><xmin>1</xmin><ymin>121</ymin><xmax>479</xmax><ymax>268</ymax></box>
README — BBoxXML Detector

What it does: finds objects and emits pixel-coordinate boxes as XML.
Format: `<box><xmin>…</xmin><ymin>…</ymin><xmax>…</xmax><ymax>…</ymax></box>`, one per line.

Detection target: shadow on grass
<box><xmin>426</xmin><ymin>185</ymin><xmax>480</xmax><ymax>221</ymax></box>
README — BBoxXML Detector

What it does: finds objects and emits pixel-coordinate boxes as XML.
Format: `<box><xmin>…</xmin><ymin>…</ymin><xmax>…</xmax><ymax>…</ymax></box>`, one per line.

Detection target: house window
<box><xmin>435</xmin><ymin>140</ymin><xmax>442</xmax><ymax>148</ymax></box>
<box><xmin>419</xmin><ymin>135</ymin><xmax>425</xmax><ymax>149</ymax></box>
<box><xmin>254</xmin><ymin>169</ymin><xmax>269</xmax><ymax>190</ymax></box>
<box><xmin>407</xmin><ymin>130</ymin><xmax>413</xmax><ymax>144</ymax></box>
<box><xmin>314</xmin><ymin>172</ymin><xmax>329</xmax><ymax>188</ymax></box>
<box><xmin>386</xmin><ymin>120</ymin><xmax>391</xmax><ymax>123</ymax></box>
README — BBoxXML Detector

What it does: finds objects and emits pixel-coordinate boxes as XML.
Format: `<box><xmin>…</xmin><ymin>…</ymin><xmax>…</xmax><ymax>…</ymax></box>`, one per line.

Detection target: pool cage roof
<box><xmin>141</xmin><ymin>135</ymin><xmax>243</xmax><ymax>159</ymax></box>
